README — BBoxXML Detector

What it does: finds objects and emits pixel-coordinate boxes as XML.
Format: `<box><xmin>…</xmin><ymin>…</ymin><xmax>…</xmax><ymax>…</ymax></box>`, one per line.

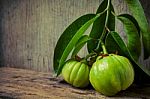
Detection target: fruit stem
<box><xmin>101</xmin><ymin>42</ymin><xmax>108</xmax><ymax>54</ymax></box>
<box><xmin>85</xmin><ymin>52</ymin><xmax>97</xmax><ymax>60</ymax></box>
<box><xmin>80</xmin><ymin>52</ymin><xmax>97</xmax><ymax>65</ymax></box>
<box><xmin>80</xmin><ymin>59</ymin><xmax>88</xmax><ymax>64</ymax></box>
<box><xmin>75</xmin><ymin>55</ymin><xmax>82</xmax><ymax>61</ymax></box>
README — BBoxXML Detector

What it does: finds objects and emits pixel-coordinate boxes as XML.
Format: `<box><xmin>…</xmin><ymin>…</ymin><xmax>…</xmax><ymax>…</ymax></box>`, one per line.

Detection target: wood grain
<box><xmin>0</xmin><ymin>0</ymin><xmax>149</xmax><ymax>72</ymax></box>
<box><xmin>0</xmin><ymin>67</ymin><xmax>150</xmax><ymax>99</ymax></box>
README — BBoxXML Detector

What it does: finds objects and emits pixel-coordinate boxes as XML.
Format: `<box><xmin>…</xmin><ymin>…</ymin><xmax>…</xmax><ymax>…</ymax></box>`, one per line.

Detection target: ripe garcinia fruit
<box><xmin>90</xmin><ymin>54</ymin><xmax>134</xmax><ymax>96</ymax></box>
<box><xmin>62</xmin><ymin>60</ymin><xmax>90</xmax><ymax>88</ymax></box>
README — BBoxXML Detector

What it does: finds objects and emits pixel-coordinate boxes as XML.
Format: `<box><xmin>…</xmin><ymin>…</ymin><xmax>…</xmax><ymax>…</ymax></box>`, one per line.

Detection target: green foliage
<box><xmin>106</xmin><ymin>14</ymin><xmax>141</xmax><ymax>62</ymax></box>
<box><xmin>125</xmin><ymin>0</ymin><xmax>150</xmax><ymax>59</ymax></box>
<box><xmin>53</xmin><ymin>0</ymin><xmax>150</xmax><ymax>82</ymax></box>
<box><xmin>118</xmin><ymin>14</ymin><xmax>141</xmax><ymax>61</ymax></box>
<box><xmin>87</xmin><ymin>0</ymin><xmax>115</xmax><ymax>53</ymax></box>
<box><xmin>71</xmin><ymin>35</ymin><xmax>92</xmax><ymax>58</ymax></box>
<box><xmin>53</xmin><ymin>14</ymin><xmax>100</xmax><ymax>76</ymax></box>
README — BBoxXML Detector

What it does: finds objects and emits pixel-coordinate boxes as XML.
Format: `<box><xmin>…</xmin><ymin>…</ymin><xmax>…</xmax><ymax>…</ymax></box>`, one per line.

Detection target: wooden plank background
<box><xmin>0</xmin><ymin>0</ymin><xmax>149</xmax><ymax>72</ymax></box>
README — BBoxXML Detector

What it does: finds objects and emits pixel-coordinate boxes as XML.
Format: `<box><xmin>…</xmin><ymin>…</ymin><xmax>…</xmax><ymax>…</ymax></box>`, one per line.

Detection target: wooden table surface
<box><xmin>0</xmin><ymin>67</ymin><xmax>150</xmax><ymax>99</ymax></box>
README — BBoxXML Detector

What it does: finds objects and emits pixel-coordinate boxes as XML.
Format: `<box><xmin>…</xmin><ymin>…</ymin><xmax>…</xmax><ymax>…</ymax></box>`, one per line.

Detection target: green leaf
<box><xmin>106</xmin><ymin>31</ymin><xmax>150</xmax><ymax>83</ymax></box>
<box><xmin>107</xmin><ymin>2</ymin><xmax>115</xmax><ymax>31</ymax></box>
<box><xmin>105</xmin><ymin>33</ymin><xmax>124</xmax><ymax>55</ymax></box>
<box><xmin>105</xmin><ymin>32</ymin><xmax>128</xmax><ymax>57</ymax></box>
<box><xmin>53</xmin><ymin>14</ymin><xmax>100</xmax><ymax>76</ymax></box>
<box><xmin>125</xmin><ymin>0</ymin><xmax>150</xmax><ymax>59</ymax></box>
<box><xmin>87</xmin><ymin>0</ymin><xmax>115</xmax><ymax>53</ymax></box>
<box><xmin>71</xmin><ymin>35</ymin><xmax>92</xmax><ymax>58</ymax></box>
<box><xmin>117</xmin><ymin>14</ymin><xmax>141</xmax><ymax>61</ymax></box>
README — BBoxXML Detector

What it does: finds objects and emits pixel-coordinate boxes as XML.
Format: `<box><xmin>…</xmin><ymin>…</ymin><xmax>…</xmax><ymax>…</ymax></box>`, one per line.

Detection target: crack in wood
<box><xmin>0</xmin><ymin>95</ymin><xmax>17</xmax><ymax>99</ymax></box>
<box><xmin>71</xmin><ymin>90</ymin><xmax>95</xmax><ymax>95</ymax></box>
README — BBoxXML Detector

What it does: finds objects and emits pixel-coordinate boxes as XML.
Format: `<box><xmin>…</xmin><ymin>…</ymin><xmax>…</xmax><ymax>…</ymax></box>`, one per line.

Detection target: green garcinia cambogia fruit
<box><xmin>62</xmin><ymin>60</ymin><xmax>90</xmax><ymax>88</ymax></box>
<box><xmin>90</xmin><ymin>54</ymin><xmax>134</xmax><ymax>96</ymax></box>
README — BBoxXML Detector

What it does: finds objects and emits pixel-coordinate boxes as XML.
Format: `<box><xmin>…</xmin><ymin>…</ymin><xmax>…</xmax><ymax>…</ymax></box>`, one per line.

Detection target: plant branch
<box><xmin>99</xmin><ymin>0</ymin><xmax>110</xmax><ymax>41</ymax></box>
<box><xmin>95</xmin><ymin>0</ymin><xmax>111</xmax><ymax>51</ymax></box>
<box><xmin>101</xmin><ymin>41</ymin><xmax>108</xmax><ymax>54</ymax></box>
<box><xmin>84</xmin><ymin>52</ymin><xmax>97</xmax><ymax>60</ymax></box>
<box><xmin>106</xmin><ymin>26</ymin><xmax>110</xmax><ymax>32</ymax></box>
<box><xmin>111</xmin><ymin>11</ymin><xmax>117</xmax><ymax>17</ymax></box>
